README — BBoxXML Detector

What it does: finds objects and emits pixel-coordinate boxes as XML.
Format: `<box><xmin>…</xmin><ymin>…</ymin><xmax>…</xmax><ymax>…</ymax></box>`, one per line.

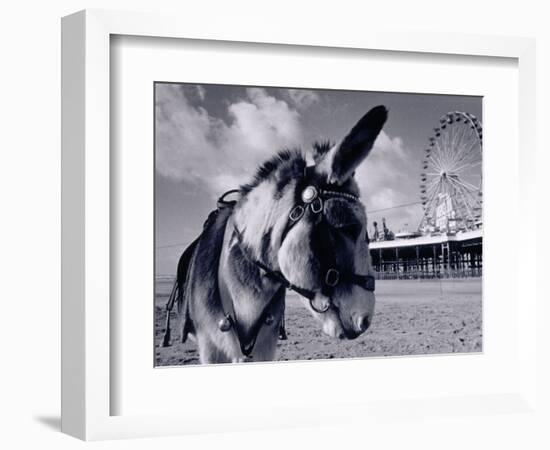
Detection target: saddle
<box><xmin>161</xmin><ymin>190</ymin><xmax>287</xmax><ymax>348</ymax></box>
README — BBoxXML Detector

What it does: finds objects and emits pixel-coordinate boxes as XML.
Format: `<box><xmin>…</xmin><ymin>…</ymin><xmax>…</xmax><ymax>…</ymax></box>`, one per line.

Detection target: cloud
<box><xmin>195</xmin><ymin>85</ymin><xmax>206</xmax><ymax>101</ymax></box>
<box><xmin>354</xmin><ymin>130</ymin><xmax>423</xmax><ymax>231</ymax></box>
<box><xmin>155</xmin><ymin>85</ymin><xmax>304</xmax><ymax>197</ymax></box>
<box><xmin>222</xmin><ymin>88</ymin><xmax>303</xmax><ymax>165</ymax></box>
<box><xmin>155</xmin><ymin>84</ymin><xmax>423</xmax><ymax>232</ymax></box>
<box><xmin>284</xmin><ymin>89</ymin><xmax>320</xmax><ymax>110</ymax></box>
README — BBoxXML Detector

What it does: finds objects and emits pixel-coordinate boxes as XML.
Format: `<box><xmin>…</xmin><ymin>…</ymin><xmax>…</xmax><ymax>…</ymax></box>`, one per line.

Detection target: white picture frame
<box><xmin>61</xmin><ymin>9</ymin><xmax>538</xmax><ymax>441</ymax></box>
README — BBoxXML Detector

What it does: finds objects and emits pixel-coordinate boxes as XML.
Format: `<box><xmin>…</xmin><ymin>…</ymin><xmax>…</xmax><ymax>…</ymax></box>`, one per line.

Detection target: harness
<box><xmin>231</xmin><ymin>180</ymin><xmax>376</xmax><ymax>317</ymax></box>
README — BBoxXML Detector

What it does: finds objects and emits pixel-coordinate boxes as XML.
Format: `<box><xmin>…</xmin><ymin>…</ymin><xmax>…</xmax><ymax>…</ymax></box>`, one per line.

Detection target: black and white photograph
<box><xmin>3</xmin><ymin>0</ymin><xmax>546</xmax><ymax>446</ymax></box>
<box><xmin>154</xmin><ymin>83</ymin><xmax>483</xmax><ymax>366</ymax></box>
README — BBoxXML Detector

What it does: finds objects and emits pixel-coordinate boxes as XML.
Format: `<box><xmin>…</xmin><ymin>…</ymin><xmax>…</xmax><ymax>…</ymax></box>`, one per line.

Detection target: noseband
<box><xmin>233</xmin><ymin>180</ymin><xmax>376</xmax><ymax>315</ymax></box>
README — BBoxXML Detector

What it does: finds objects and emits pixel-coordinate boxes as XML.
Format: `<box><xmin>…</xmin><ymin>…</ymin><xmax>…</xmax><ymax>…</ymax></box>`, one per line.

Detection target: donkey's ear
<box><xmin>317</xmin><ymin>105</ymin><xmax>387</xmax><ymax>184</ymax></box>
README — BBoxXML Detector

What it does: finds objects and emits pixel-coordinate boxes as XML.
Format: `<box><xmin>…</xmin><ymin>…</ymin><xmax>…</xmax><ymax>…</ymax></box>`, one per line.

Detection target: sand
<box><xmin>155</xmin><ymin>278</ymin><xmax>482</xmax><ymax>366</ymax></box>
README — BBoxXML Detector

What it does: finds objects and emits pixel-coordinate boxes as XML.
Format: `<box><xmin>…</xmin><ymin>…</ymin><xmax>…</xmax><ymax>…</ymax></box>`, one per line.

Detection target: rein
<box><xmin>233</xmin><ymin>226</ymin><xmax>317</xmax><ymax>301</ymax></box>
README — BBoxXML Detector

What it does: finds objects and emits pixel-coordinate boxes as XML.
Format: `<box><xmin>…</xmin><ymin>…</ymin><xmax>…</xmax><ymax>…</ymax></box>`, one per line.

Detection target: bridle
<box><xmin>232</xmin><ymin>173</ymin><xmax>376</xmax><ymax>315</ymax></box>
<box><xmin>216</xmin><ymin>174</ymin><xmax>376</xmax><ymax>357</ymax></box>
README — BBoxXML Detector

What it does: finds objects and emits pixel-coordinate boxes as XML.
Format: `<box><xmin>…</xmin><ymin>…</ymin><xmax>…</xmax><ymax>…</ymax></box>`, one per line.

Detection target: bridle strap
<box><xmin>233</xmin><ymin>226</ymin><xmax>316</xmax><ymax>300</ymax></box>
<box><xmin>223</xmin><ymin>285</ymin><xmax>285</xmax><ymax>357</ymax></box>
<box><xmin>221</xmin><ymin>222</ymin><xmax>287</xmax><ymax>357</ymax></box>
<box><xmin>233</xmin><ymin>225</ymin><xmax>375</xmax><ymax>306</ymax></box>
<box><xmin>253</xmin><ymin>258</ymin><xmax>316</xmax><ymax>301</ymax></box>
<box><xmin>346</xmin><ymin>273</ymin><xmax>376</xmax><ymax>291</ymax></box>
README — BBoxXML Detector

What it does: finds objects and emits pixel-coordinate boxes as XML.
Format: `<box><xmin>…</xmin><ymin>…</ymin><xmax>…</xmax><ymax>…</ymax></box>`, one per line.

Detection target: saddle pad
<box><xmin>182</xmin><ymin>206</ymin><xmax>233</xmax><ymax>330</ymax></box>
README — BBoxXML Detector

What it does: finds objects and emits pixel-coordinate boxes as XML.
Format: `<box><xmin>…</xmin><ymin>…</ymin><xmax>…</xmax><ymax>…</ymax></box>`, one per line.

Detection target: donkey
<box><xmin>172</xmin><ymin>105</ymin><xmax>388</xmax><ymax>364</ymax></box>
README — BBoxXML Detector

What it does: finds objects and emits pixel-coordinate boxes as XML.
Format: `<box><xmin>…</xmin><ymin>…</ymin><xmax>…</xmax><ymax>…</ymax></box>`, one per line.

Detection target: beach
<box><xmin>155</xmin><ymin>278</ymin><xmax>482</xmax><ymax>366</ymax></box>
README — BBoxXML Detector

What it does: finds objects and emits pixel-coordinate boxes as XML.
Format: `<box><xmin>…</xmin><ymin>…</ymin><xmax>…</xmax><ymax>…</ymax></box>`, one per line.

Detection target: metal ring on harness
<box><xmin>309</xmin><ymin>296</ymin><xmax>331</xmax><ymax>313</ymax></box>
<box><xmin>325</xmin><ymin>268</ymin><xmax>340</xmax><ymax>287</ymax></box>
<box><xmin>310</xmin><ymin>197</ymin><xmax>323</xmax><ymax>213</ymax></box>
<box><xmin>289</xmin><ymin>205</ymin><xmax>305</xmax><ymax>222</ymax></box>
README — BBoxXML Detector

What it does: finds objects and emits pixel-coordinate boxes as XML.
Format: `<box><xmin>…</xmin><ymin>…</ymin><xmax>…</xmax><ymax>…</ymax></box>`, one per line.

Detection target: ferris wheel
<box><xmin>419</xmin><ymin>111</ymin><xmax>483</xmax><ymax>233</ymax></box>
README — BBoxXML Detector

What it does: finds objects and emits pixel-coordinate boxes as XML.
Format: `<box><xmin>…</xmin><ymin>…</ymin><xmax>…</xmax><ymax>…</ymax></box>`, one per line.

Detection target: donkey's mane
<box><xmin>239</xmin><ymin>149</ymin><xmax>307</xmax><ymax>196</ymax></box>
<box><xmin>240</xmin><ymin>140</ymin><xmax>342</xmax><ymax>197</ymax></box>
<box><xmin>312</xmin><ymin>140</ymin><xmax>332</xmax><ymax>154</ymax></box>
<box><xmin>310</xmin><ymin>140</ymin><xmax>333</xmax><ymax>163</ymax></box>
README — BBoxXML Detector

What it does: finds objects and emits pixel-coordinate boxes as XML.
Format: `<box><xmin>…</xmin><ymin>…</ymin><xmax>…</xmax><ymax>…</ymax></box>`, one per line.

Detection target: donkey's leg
<box><xmin>197</xmin><ymin>335</ymin><xmax>222</xmax><ymax>364</ymax></box>
<box><xmin>208</xmin><ymin>323</ymin><xmax>247</xmax><ymax>363</ymax></box>
<box><xmin>250</xmin><ymin>326</ymin><xmax>280</xmax><ymax>362</ymax></box>
<box><xmin>197</xmin><ymin>333</ymin><xmax>234</xmax><ymax>364</ymax></box>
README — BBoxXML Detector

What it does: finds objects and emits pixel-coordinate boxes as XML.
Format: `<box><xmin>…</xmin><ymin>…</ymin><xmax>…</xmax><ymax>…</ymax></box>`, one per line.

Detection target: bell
<box><xmin>301</xmin><ymin>186</ymin><xmax>318</xmax><ymax>203</ymax></box>
<box><xmin>218</xmin><ymin>315</ymin><xmax>233</xmax><ymax>332</ymax></box>
<box><xmin>264</xmin><ymin>314</ymin><xmax>274</xmax><ymax>326</ymax></box>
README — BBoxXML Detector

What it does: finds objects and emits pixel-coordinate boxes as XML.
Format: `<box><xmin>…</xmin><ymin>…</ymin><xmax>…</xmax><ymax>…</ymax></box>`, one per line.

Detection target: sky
<box><xmin>155</xmin><ymin>83</ymin><xmax>481</xmax><ymax>276</ymax></box>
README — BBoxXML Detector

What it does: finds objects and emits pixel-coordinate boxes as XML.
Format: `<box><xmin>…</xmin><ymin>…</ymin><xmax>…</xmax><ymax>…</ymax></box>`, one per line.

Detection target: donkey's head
<box><xmin>234</xmin><ymin>106</ymin><xmax>387</xmax><ymax>340</ymax></box>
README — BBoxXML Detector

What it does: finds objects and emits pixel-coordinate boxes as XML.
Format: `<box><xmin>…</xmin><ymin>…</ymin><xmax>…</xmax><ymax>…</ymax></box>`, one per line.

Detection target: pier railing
<box><xmin>374</xmin><ymin>267</ymin><xmax>482</xmax><ymax>280</ymax></box>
